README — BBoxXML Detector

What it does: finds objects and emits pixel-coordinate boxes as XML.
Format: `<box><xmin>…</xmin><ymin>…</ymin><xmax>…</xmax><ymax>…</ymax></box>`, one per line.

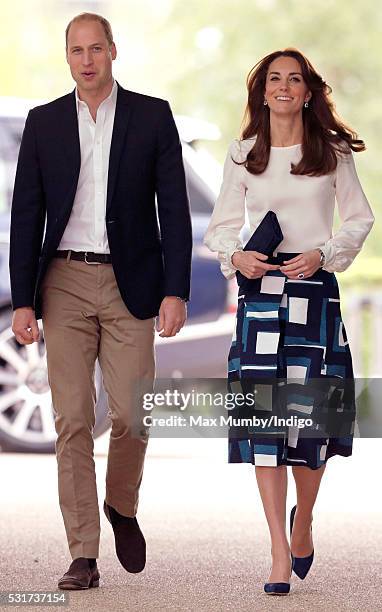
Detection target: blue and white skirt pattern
<box><xmin>227</xmin><ymin>252</ymin><xmax>356</xmax><ymax>470</ymax></box>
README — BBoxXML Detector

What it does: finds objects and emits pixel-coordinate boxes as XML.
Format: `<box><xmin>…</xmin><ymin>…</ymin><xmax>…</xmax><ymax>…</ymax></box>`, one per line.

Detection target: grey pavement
<box><xmin>0</xmin><ymin>438</ymin><xmax>381</xmax><ymax>611</ymax></box>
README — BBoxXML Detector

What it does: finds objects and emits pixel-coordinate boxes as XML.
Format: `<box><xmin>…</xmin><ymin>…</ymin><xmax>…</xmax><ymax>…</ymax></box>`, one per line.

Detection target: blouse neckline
<box><xmin>270</xmin><ymin>143</ymin><xmax>302</xmax><ymax>149</ymax></box>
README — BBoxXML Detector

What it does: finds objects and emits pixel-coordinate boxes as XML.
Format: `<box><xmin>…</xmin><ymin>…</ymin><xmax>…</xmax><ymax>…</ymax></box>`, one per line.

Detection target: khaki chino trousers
<box><xmin>41</xmin><ymin>253</ymin><xmax>155</xmax><ymax>559</ymax></box>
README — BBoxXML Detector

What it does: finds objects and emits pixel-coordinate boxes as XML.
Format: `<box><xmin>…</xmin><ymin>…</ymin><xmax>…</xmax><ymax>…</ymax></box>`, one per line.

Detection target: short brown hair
<box><xmin>65</xmin><ymin>12</ymin><xmax>114</xmax><ymax>49</ymax></box>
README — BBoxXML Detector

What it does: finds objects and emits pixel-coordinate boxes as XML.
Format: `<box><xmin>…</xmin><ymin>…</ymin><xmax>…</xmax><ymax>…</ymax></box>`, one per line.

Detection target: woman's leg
<box><xmin>290</xmin><ymin>464</ymin><xmax>326</xmax><ymax>556</ymax></box>
<box><xmin>255</xmin><ymin>465</ymin><xmax>291</xmax><ymax>582</ymax></box>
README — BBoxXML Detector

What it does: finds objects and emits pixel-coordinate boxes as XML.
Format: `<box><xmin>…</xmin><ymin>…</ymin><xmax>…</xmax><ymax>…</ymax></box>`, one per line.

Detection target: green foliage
<box><xmin>339</xmin><ymin>257</ymin><xmax>382</xmax><ymax>288</ymax></box>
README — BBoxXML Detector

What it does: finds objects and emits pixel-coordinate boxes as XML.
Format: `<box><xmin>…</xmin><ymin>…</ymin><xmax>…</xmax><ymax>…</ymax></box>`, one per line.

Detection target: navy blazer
<box><xmin>9</xmin><ymin>82</ymin><xmax>192</xmax><ymax>320</ymax></box>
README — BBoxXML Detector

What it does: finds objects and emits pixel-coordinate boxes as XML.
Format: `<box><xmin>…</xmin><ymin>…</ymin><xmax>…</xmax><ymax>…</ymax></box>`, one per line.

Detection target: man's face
<box><xmin>66</xmin><ymin>20</ymin><xmax>116</xmax><ymax>94</ymax></box>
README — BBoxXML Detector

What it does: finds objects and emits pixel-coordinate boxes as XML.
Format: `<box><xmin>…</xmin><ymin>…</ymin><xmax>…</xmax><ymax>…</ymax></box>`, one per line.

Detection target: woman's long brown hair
<box><xmin>237</xmin><ymin>48</ymin><xmax>365</xmax><ymax>176</ymax></box>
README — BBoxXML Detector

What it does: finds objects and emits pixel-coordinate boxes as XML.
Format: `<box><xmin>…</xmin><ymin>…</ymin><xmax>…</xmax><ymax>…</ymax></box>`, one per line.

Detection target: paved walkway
<box><xmin>0</xmin><ymin>439</ymin><xmax>381</xmax><ymax>611</ymax></box>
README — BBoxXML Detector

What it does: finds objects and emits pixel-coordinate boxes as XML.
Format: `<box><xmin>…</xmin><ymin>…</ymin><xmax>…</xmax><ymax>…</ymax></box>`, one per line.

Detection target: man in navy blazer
<box><xmin>9</xmin><ymin>12</ymin><xmax>192</xmax><ymax>589</ymax></box>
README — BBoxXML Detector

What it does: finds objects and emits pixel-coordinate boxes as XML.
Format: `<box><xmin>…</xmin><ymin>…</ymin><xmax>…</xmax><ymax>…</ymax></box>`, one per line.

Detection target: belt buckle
<box><xmin>84</xmin><ymin>252</ymin><xmax>100</xmax><ymax>265</ymax></box>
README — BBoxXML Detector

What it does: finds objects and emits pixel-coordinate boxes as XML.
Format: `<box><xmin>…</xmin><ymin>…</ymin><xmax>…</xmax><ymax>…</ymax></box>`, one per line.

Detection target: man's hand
<box><xmin>156</xmin><ymin>296</ymin><xmax>187</xmax><ymax>338</ymax></box>
<box><xmin>232</xmin><ymin>250</ymin><xmax>280</xmax><ymax>279</ymax></box>
<box><xmin>279</xmin><ymin>249</ymin><xmax>322</xmax><ymax>279</ymax></box>
<box><xmin>11</xmin><ymin>307</ymin><xmax>40</xmax><ymax>345</ymax></box>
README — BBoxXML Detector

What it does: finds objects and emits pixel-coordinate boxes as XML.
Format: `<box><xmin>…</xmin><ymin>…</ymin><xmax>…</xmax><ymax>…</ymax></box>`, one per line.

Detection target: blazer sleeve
<box><xmin>155</xmin><ymin>101</ymin><xmax>192</xmax><ymax>300</ymax></box>
<box><xmin>319</xmin><ymin>148</ymin><xmax>375</xmax><ymax>273</ymax></box>
<box><xmin>203</xmin><ymin>139</ymin><xmax>247</xmax><ymax>279</ymax></box>
<box><xmin>9</xmin><ymin>109</ymin><xmax>46</xmax><ymax>310</ymax></box>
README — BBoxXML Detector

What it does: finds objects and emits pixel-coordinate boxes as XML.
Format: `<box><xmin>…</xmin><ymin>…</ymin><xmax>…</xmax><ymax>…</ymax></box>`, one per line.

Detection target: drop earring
<box><xmin>304</xmin><ymin>101</ymin><xmax>309</xmax><ymax>108</ymax></box>
<box><xmin>264</xmin><ymin>99</ymin><xmax>268</xmax><ymax>106</ymax></box>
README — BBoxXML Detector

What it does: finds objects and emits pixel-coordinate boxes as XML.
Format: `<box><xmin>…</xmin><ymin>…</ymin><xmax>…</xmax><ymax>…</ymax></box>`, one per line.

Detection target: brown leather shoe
<box><xmin>58</xmin><ymin>557</ymin><xmax>100</xmax><ymax>590</ymax></box>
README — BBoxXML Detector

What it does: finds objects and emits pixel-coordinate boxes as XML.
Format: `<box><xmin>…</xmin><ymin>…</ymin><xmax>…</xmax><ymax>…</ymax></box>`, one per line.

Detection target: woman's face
<box><xmin>264</xmin><ymin>56</ymin><xmax>311</xmax><ymax>116</ymax></box>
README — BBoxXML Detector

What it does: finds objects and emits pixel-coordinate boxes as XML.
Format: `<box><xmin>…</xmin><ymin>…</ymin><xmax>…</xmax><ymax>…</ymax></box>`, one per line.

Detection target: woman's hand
<box><xmin>279</xmin><ymin>249</ymin><xmax>322</xmax><ymax>279</ymax></box>
<box><xmin>232</xmin><ymin>250</ymin><xmax>280</xmax><ymax>279</ymax></box>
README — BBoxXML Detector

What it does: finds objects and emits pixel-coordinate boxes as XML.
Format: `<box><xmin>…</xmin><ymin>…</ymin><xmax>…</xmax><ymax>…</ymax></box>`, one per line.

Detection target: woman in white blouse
<box><xmin>204</xmin><ymin>48</ymin><xmax>374</xmax><ymax>596</ymax></box>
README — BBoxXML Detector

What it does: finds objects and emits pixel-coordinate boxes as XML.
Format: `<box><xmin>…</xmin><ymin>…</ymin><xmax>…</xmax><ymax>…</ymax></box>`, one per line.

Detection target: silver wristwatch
<box><xmin>318</xmin><ymin>248</ymin><xmax>326</xmax><ymax>268</ymax></box>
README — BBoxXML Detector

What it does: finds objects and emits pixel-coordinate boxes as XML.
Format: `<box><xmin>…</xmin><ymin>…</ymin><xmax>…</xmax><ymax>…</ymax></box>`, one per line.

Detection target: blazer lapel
<box><xmin>60</xmin><ymin>90</ymin><xmax>81</xmax><ymax>179</ymax></box>
<box><xmin>106</xmin><ymin>83</ymin><xmax>132</xmax><ymax>213</ymax></box>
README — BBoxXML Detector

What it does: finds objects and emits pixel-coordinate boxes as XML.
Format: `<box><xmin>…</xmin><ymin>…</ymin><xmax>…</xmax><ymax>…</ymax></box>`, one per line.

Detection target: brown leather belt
<box><xmin>54</xmin><ymin>250</ymin><xmax>112</xmax><ymax>264</ymax></box>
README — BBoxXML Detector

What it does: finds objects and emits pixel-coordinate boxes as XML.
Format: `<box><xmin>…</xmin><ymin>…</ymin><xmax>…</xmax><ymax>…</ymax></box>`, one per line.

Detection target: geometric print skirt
<box><xmin>227</xmin><ymin>252</ymin><xmax>356</xmax><ymax>470</ymax></box>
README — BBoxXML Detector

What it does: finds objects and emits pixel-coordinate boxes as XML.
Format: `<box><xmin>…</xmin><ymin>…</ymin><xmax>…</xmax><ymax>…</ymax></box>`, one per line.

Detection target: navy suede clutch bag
<box><xmin>235</xmin><ymin>210</ymin><xmax>284</xmax><ymax>288</ymax></box>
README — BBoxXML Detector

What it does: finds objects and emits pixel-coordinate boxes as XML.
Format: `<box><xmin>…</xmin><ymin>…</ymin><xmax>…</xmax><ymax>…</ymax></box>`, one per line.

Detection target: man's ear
<box><xmin>111</xmin><ymin>42</ymin><xmax>117</xmax><ymax>61</ymax></box>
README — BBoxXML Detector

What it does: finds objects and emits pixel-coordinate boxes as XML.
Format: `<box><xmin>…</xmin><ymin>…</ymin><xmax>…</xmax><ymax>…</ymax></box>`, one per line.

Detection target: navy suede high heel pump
<box><xmin>263</xmin><ymin>552</ymin><xmax>293</xmax><ymax>595</ymax></box>
<box><xmin>290</xmin><ymin>504</ymin><xmax>314</xmax><ymax>579</ymax></box>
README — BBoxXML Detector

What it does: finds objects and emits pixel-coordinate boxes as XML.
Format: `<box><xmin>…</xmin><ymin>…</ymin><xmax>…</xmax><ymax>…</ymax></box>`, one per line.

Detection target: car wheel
<box><xmin>0</xmin><ymin>308</ymin><xmax>110</xmax><ymax>453</ymax></box>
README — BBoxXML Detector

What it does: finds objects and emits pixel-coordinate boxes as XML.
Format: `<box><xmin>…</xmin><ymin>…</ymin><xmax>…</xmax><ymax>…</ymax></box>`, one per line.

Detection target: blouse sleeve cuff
<box><xmin>319</xmin><ymin>242</ymin><xmax>337</xmax><ymax>272</ymax></box>
<box><xmin>218</xmin><ymin>245</ymin><xmax>243</xmax><ymax>279</ymax></box>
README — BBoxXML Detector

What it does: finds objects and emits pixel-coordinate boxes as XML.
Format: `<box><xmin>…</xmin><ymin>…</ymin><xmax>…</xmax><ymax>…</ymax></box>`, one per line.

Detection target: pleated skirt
<box><xmin>227</xmin><ymin>252</ymin><xmax>356</xmax><ymax>469</ymax></box>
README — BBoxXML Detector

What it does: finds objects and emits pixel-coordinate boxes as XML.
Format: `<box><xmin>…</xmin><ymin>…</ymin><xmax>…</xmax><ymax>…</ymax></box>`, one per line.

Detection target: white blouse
<box><xmin>203</xmin><ymin>137</ymin><xmax>375</xmax><ymax>278</ymax></box>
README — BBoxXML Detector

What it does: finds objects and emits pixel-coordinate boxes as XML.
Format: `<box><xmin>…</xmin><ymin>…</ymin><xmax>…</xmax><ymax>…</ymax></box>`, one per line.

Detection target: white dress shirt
<box><xmin>204</xmin><ymin>137</ymin><xmax>375</xmax><ymax>278</ymax></box>
<box><xmin>58</xmin><ymin>79</ymin><xmax>118</xmax><ymax>254</ymax></box>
